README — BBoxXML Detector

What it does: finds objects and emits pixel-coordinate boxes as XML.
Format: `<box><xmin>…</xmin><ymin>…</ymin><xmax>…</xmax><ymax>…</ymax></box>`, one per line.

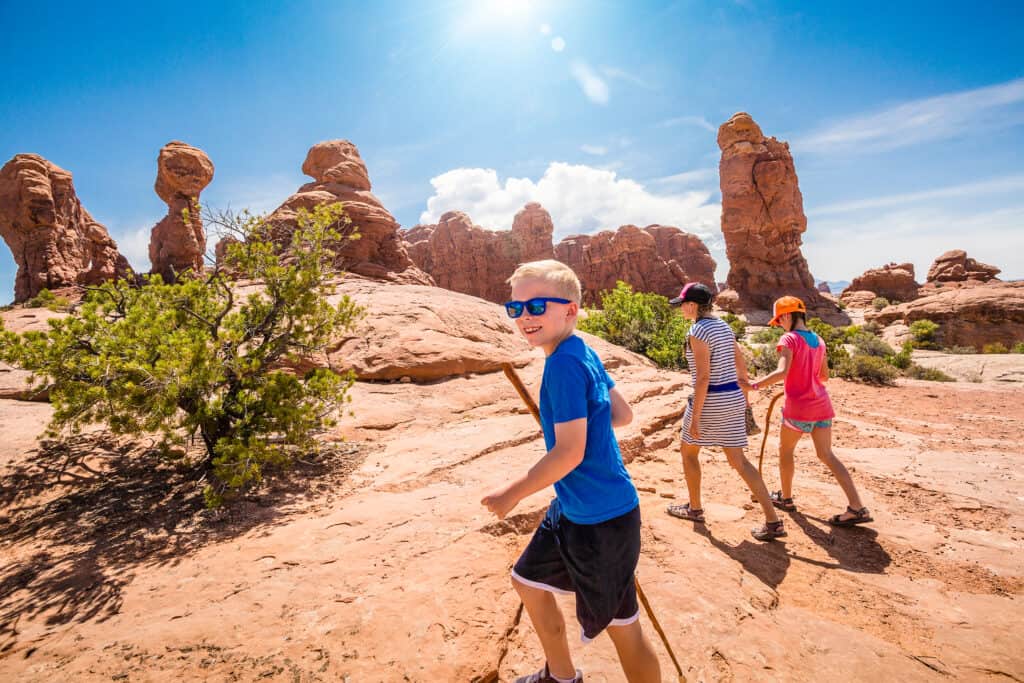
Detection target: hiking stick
<box><xmin>500</xmin><ymin>362</ymin><xmax>688</xmax><ymax>683</ymax></box>
<box><xmin>750</xmin><ymin>391</ymin><xmax>785</xmax><ymax>502</ymax></box>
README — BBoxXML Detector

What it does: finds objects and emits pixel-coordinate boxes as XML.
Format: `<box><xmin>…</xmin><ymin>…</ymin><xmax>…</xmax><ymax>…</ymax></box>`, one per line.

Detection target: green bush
<box><xmin>886</xmin><ymin>341</ymin><xmax>914</xmax><ymax>370</ymax></box>
<box><xmin>745</xmin><ymin>345</ymin><xmax>779</xmax><ymax>376</ymax></box>
<box><xmin>909</xmin><ymin>319</ymin><xmax>940</xmax><ymax>349</ymax></box>
<box><xmin>847</xmin><ymin>330</ymin><xmax>895</xmax><ymax>358</ymax></box>
<box><xmin>833</xmin><ymin>353</ymin><xmax>898</xmax><ymax>385</ymax></box>
<box><xmin>750</xmin><ymin>326</ymin><xmax>784</xmax><ymax>344</ymax></box>
<box><xmin>1014</xmin><ymin>342</ymin><xmax>1024</xmax><ymax>354</ymax></box>
<box><xmin>807</xmin><ymin>318</ymin><xmax>850</xmax><ymax>370</ymax></box>
<box><xmin>26</xmin><ymin>288</ymin><xmax>71</xmax><ymax>311</ymax></box>
<box><xmin>982</xmin><ymin>342</ymin><xmax>1010</xmax><ymax>354</ymax></box>
<box><xmin>720</xmin><ymin>312</ymin><xmax>747</xmax><ymax>340</ymax></box>
<box><xmin>0</xmin><ymin>203</ymin><xmax>364</xmax><ymax>506</ymax></box>
<box><xmin>578</xmin><ymin>281</ymin><xmax>691</xmax><ymax>369</ymax></box>
<box><xmin>872</xmin><ymin>296</ymin><xmax>890</xmax><ymax>311</ymax></box>
<box><xmin>904</xmin><ymin>364</ymin><xmax>955</xmax><ymax>382</ymax></box>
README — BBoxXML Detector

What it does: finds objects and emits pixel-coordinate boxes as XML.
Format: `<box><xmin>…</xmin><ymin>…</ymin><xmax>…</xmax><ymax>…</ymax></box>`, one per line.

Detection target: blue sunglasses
<box><xmin>504</xmin><ymin>297</ymin><xmax>571</xmax><ymax>319</ymax></box>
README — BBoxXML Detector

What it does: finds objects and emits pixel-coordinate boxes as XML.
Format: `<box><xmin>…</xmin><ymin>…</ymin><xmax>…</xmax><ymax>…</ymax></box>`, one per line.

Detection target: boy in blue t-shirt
<box><xmin>481</xmin><ymin>260</ymin><xmax>660</xmax><ymax>683</ymax></box>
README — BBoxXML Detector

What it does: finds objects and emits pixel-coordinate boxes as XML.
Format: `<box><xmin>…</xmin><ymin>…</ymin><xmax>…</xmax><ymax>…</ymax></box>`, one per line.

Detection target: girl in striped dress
<box><xmin>665</xmin><ymin>283</ymin><xmax>785</xmax><ymax>541</ymax></box>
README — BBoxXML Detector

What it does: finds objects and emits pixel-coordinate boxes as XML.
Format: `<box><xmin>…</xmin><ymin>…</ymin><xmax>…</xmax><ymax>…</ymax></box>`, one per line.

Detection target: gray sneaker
<box><xmin>514</xmin><ymin>663</ymin><xmax>584</xmax><ymax>683</ymax></box>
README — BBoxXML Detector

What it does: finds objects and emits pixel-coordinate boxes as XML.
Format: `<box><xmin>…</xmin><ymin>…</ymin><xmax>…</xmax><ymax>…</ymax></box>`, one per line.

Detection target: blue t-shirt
<box><xmin>539</xmin><ymin>335</ymin><xmax>639</xmax><ymax>524</ymax></box>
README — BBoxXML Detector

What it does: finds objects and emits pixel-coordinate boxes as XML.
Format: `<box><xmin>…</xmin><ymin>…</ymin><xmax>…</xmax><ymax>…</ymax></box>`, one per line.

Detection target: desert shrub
<box><xmin>745</xmin><ymin>345</ymin><xmax>779</xmax><ymax>376</ymax></box>
<box><xmin>886</xmin><ymin>341</ymin><xmax>914</xmax><ymax>370</ymax></box>
<box><xmin>872</xmin><ymin>296</ymin><xmax>890</xmax><ymax>311</ymax></box>
<box><xmin>807</xmin><ymin>318</ymin><xmax>850</xmax><ymax>369</ymax></box>
<box><xmin>26</xmin><ymin>288</ymin><xmax>71</xmax><ymax>311</ymax></box>
<box><xmin>0</xmin><ymin>203</ymin><xmax>364</xmax><ymax>506</ymax></box>
<box><xmin>578</xmin><ymin>281</ymin><xmax>691</xmax><ymax>369</ymax></box>
<box><xmin>847</xmin><ymin>330</ymin><xmax>895</xmax><ymax>358</ymax></box>
<box><xmin>720</xmin><ymin>312</ymin><xmax>747</xmax><ymax>340</ymax></box>
<box><xmin>836</xmin><ymin>300</ymin><xmax>847</xmax><ymax>310</ymax></box>
<box><xmin>982</xmin><ymin>342</ymin><xmax>1010</xmax><ymax>354</ymax></box>
<box><xmin>833</xmin><ymin>354</ymin><xmax>898</xmax><ymax>385</ymax></box>
<box><xmin>943</xmin><ymin>345</ymin><xmax>977</xmax><ymax>354</ymax></box>
<box><xmin>904</xmin><ymin>364</ymin><xmax>955</xmax><ymax>382</ymax></box>
<box><xmin>1014</xmin><ymin>342</ymin><xmax>1024</xmax><ymax>354</ymax></box>
<box><xmin>750</xmin><ymin>326</ymin><xmax>784</xmax><ymax>344</ymax></box>
<box><xmin>909</xmin><ymin>319</ymin><xmax>940</xmax><ymax>348</ymax></box>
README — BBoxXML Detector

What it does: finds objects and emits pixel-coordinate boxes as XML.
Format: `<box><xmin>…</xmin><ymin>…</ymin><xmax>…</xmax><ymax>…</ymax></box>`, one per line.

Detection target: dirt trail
<box><xmin>1</xmin><ymin>347</ymin><xmax>1022</xmax><ymax>681</ymax></box>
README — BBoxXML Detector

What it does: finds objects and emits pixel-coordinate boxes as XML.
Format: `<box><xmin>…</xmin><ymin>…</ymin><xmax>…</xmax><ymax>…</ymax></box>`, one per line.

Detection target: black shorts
<box><xmin>512</xmin><ymin>500</ymin><xmax>641</xmax><ymax>642</ymax></box>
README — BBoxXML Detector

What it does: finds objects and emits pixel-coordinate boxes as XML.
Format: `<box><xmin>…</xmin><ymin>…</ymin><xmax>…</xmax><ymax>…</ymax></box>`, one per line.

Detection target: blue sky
<box><xmin>2</xmin><ymin>0</ymin><xmax>1022</xmax><ymax>303</ymax></box>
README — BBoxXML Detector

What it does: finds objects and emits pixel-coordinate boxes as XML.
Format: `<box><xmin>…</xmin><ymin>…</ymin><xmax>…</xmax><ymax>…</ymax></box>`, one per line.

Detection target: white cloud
<box><xmin>580</xmin><ymin>144</ymin><xmax>607</xmax><ymax>156</ymax></box>
<box><xmin>418</xmin><ymin>162</ymin><xmax>720</xmax><ymax>240</ymax></box>
<box><xmin>651</xmin><ymin>168</ymin><xmax>718</xmax><ymax>187</ymax></box>
<box><xmin>569</xmin><ymin>60</ymin><xmax>610</xmax><ymax>105</ymax></box>
<box><xmin>600</xmin><ymin>66</ymin><xmax>656</xmax><ymax>90</ymax></box>
<box><xmin>539</xmin><ymin>23</ymin><xmax>551</xmax><ymax>35</ymax></box>
<box><xmin>110</xmin><ymin>224</ymin><xmax>154</xmax><ymax>273</ymax></box>
<box><xmin>551</xmin><ymin>36</ymin><xmax>566</xmax><ymax>52</ymax></box>
<box><xmin>808</xmin><ymin>175</ymin><xmax>1024</xmax><ymax>216</ymax></box>
<box><xmin>795</xmin><ymin>77</ymin><xmax>1024</xmax><ymax>155</ymax></box>
<box><xmin>658</xmin><ymin>115</ymin><xmax>717</xmax><ymax>132</ymax></box>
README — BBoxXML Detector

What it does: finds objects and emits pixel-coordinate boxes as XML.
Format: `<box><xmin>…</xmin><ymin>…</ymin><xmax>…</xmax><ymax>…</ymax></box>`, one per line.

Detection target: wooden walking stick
<box><xmin>501</xmin><ymin>363</ymin><xmax>688</xmax><ymax>682</ymax></box>
<box><xmin>750</xmin><ymin>391</ymin><xmax>785</xmax><ymax>502</ymax></box>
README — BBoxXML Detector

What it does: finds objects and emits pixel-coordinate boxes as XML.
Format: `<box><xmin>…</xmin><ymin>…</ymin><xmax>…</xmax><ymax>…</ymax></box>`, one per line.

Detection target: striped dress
<box><xmin>682</xmin><ymin>317</ymin><xmax>748</xmax><ymax>448</ymax></box>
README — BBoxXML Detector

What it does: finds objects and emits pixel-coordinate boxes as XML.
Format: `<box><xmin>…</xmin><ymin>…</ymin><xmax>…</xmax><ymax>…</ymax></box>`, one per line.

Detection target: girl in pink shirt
<box><xmin>747</xmin><ymin>296</ymin><xmax>872</xmax><ymax>527</ymax></box>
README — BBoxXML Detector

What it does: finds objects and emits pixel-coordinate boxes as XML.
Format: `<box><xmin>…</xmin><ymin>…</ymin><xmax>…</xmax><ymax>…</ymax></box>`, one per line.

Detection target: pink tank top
<box><xmin>777</xmin><ymin>331</ymin><xmax>835</xmax><ymax>422</ymax></box>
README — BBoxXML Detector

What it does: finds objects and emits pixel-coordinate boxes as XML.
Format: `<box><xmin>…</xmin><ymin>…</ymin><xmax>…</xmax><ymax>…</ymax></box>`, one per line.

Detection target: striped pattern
<box><xmin>682</xmin><ymin>317</ymin><xmax>748</xmax><ymax>447</ymax></box>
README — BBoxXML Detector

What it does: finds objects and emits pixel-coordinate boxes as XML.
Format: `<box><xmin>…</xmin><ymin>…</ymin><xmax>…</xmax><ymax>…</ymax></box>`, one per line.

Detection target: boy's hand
<box><xmin>688</xmin><ymin>418</ymin><xmax>701</xmax><ymax>442</ymax></box>
<box><xmin>481</xmin><ymin>484</ymin><xmax>521</xmax><ymax>520</ymax></box>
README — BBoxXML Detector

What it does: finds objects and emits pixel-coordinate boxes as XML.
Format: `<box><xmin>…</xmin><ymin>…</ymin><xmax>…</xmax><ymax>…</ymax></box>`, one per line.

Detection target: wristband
<box><xmin>752</xmin><ymin>382</ymin><xmax>760</xmax><ymax>391</ymax></box>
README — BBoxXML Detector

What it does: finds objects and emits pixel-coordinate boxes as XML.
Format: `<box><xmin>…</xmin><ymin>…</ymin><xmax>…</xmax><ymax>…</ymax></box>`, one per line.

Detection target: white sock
<box><xmin>552</xmin><ymin>671</ymin><xmax>578</xmax><ymax>683</ymax></box>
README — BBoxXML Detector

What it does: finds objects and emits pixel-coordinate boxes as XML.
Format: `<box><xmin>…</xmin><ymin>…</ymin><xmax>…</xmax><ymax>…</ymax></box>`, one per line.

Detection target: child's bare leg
<box><xmin>680</xmin><ymin>444</ymin><xmax>703</xmax><ymax>510</ymax></box>
<box><xmin>778</xmin><ymin>425</ymin><xmax>802</xmax><ymax>499</ymax></box>
<box><xmin>723</xmin><ymin>447</ymin><xmax>780</xmax><ymax>523</ymax></box>
<box><xmin>809</xmin><ymin>427</ymin><xmax>865</xmax><ymax>519</ymax></box>
<box><xmin>606</xmin><ymin>620</ymin><xmax>661</xmax><ymax>683</ymax></box>
<box><xmin>512</xmin><ymin>578</ymin><xmax>575</xmax><ymax>679</ymax></box>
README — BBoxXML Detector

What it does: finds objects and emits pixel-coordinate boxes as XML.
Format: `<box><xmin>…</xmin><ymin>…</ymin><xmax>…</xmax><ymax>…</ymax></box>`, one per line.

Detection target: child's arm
<box><xmin>481</xmin><ymin>418</ymin><xmax>587</xmax><ymax>519</ymax></box>
<box><xmin>609</xmin><ymin>387</ymin><xmax>633</xmax><ymax>427</ymax></box>
<box><xmin>749</xmin><ymin>347</ymin><xmax>793</xmax><ymax>391</ymax></box>
<box><xmin>819</xmin><ymin>356</ymin><xmax>830</xmax><ymax>382</ymax></box>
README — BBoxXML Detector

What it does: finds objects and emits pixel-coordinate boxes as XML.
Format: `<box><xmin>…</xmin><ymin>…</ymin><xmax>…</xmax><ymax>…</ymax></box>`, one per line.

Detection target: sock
<box><xmin>552</xmin><ymin>672</ymin><xmax>578</xmax><ymax>683</ymax></box>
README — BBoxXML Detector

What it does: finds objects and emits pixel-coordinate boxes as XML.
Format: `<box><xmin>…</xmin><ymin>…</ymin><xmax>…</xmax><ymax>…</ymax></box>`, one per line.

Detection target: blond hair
<box><xmin>507</xmin><ymin>259</ymin><xmax>582</xmax><ymax>303</ymax></box>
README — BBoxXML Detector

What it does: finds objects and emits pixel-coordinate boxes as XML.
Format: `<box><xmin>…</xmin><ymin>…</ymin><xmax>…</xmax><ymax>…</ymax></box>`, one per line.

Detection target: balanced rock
<box><xmin>403</xmin><ymin>202</ymin><xmax>554</xmax><ymax>303</ymax></box>
<box><xmin>149</xmin><ymin>141</ymin><xmax>214</xmax><ymax>282</ymax></box>
<box><xmin>844</xmin><ymin>262</ymin><xmax>919</xmax><ymax>303</ymax></box>
<box><xmin>268</xmin><ymin>140</ymin><xmax>430</xmax><ymax>284</ymax></box>
<box><xmin>0</xmin><ymin>154</ymin><xmax>129</xmax><ymax>303</ymax></box>
<box><xmin>555</xmin><ymin>224</ymin><xmax>716</xmax><ymax>305</ymax></box>
<box><xmin>926</xmin><ymin>249</ymin><xmax>1000</xmax><ymax>284</ymax></box>
<box><xmin>716</xmin><ymin>113</ymin><xmax>833</xmax><ymax>315</ymax></box>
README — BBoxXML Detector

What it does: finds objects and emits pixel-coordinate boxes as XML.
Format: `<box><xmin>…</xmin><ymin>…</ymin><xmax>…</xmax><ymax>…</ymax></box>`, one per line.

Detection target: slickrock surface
<box><xmin>0</xmin><ymin>154</ymin><xmax>129</xmax><ymax>302</ymax></box>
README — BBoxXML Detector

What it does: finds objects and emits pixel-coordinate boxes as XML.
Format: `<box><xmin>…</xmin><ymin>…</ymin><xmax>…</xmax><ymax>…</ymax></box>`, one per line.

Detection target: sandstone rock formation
<box><xmin>868</xmin><ymin>281</ymin><xmax>1024</xmax><ymax>349</ymax></box>
<box><xmin>403</xmin><ymin>202</ymin><xmax>554</xmax><ymax>302</ymax></box>
<box><xmin>555</xmin><ymin>224</ymin><xmax>716</xmax><ymax>305</ymax></box>
<box><xmin>0</xmin><ymin>154</ymin><xmax>130</xmax><ymax>302</ymax></box>
<box><xmin>817</xmin><ymin>281</ymin><xmax>831</xmax><ymax>293</ymax></box>
<box><xmin>716</xmin><ymin>113</ymin><xmax>833</xmax><ymax>316</ymax></box>
<box><xmin>149</xmin><ymin>142</ymin><xmax>214</xmax><ymax>282</ymax></box>
<box><xmin>843</xmin><ymin>262</ymin><xmax>919</xmax><ymax>303</ymax></box>
<box><xmin>268</xmin><ymin>140</ymin><xmax>430</xmax><ymax>284</ymax></box>
<box><xmin>926</xmin><ymin>249</ymin><xmax>1001</xmax><ymax>284</ymax></box>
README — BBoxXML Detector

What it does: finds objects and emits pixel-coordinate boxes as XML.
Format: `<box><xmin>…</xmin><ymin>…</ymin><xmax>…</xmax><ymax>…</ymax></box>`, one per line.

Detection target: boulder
<box><xmin>867</xmin><ymin>281</ymin><xmax>1024</xmax><ymax>350</ymax></box>
<box><xmin>268</xmin><ymin>140</ymin><xmax>431</xmax><ymax>284</ymax></box>
<box><xmin>716</xmin><ymin>113</ymin><xmax>838</xmax><ymax>319</ymax></box>
<box><xmin>844</xmin><ymin>262</ymin><xmax>919</xmax><ymax>303</ymax></box>
<box><xmin>926</xmin><ymin>249</ymin><xmax>1000</xmax><ymax>284</ymax></box>
<box><xmin>149</xmin><ymin>141</ymin><xmax>214</xmax><ymax>282</ymax></box>
<box><xmin>840</xmin><ymin>290</ymin><xmax>878</xmax><ymax>309</ymax></box>
<box><xmin>0</xmin><ymin>154</ymin><xmax>130</xmax><ymax>303</ymax></box>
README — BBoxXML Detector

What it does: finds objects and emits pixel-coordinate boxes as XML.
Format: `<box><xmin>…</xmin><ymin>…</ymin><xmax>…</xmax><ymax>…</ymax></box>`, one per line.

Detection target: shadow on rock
<box><xmin>0</xmin><ymin>432</ymin><xmax>366</xmax><ymax>656</ymax></box>
<box><xmin>784</xmin><ymin>510</ymin><xmax>892</xmax><ymax>574</ymax></box>
<box><xmin>693</xmin><ymin>524</ymin><xmax>793</xmax><ymax>589</ymax></box>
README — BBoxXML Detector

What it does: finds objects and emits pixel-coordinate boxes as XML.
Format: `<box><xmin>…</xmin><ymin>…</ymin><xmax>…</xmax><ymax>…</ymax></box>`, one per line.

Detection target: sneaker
<box><xmin>514</xmin><ymin>663</ymin><xmax>584</xmax><ymax>683</ymax></box>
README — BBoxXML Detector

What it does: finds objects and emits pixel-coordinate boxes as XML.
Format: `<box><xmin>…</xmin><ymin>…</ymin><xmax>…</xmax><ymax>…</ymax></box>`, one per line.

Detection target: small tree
<box><xmin>909</xmin><ymin>319</ymin><xmax>940</xmax><ymax>349</ymax></box>
<box><xmin>0</xmin><ymin>203</ymin><xmax>364</xmax><ymax>505</ymax></box>
<box><xmin>578</xmin><ymin>281</ymin><xmax>691</xmax><ymax>369</ymax></box>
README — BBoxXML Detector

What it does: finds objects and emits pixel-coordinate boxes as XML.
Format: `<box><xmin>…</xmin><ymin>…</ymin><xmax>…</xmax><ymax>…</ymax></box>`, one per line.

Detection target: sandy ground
<box><xmin>1</xmin><ymin>349</ymin><xmax>1022</xmax><ymax>682</ymax></box>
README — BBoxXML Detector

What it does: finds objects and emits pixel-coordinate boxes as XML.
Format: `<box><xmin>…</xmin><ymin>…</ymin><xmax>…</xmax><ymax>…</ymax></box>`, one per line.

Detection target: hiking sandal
<box><xmin>514</xmin><ymin>663</ymin><xmax>583</xmax><ymax>683</ymax></box>
<box><xmin>829</xmin><ymin>506</ymin><xmax>873</xmax><ymax>527</ymax></box>
<box><xmin>770</xmin><ymin>490</ymin><xmax>796</xmax><ymax>512</ymax></box>
<box><xmin>666</xmin><ymin>503</ymin><xmax>705</xmax><ymax>523</ymax></box>
<box><xmin>751</xmin><ymin>520</ymin><xmax>787</xmax><ymax>541</ymax></box>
